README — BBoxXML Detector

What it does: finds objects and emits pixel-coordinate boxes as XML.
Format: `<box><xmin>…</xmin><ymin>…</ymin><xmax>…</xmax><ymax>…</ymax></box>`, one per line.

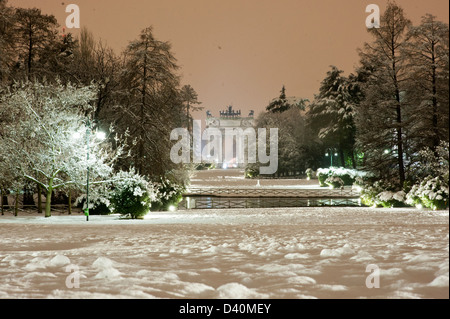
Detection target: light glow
<box><xmin>96</xmin><ymin>131</ymin><xmax>106</xmax><ymax>141</ymax></box>
<box><xmin>72</xmin><ymin>132</ymin><xmax>82</xmax><ymax>140</ymax></box>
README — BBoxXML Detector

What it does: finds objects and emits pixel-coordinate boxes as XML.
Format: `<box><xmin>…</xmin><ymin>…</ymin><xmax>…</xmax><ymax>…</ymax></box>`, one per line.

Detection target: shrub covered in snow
<box><xmin>376</xmin><ymin>190</ymin><xmax>407</xmax><ymax>208</ymax></box>
<box><xmin>317</xmin><ymin>167</ymin><xmax>367</xmax><ymax>187</ymax></box>
<box><xmin>324</xmin><ymin>176</ymin><xmax>344</xmax><ymax>189</ymax></box>
<box><xmin>151</xmin><ymin>178</ymin><xmax>186</xmax><ymax>211</ymax></box>
<box><xmin>358</xmin><ymin>179</ymin><xmax>399</xmax><ymax>207</ymax></box>
<box><xmin>75</xmin><ymin>195</ymin><xmax>111</xmax><ymax>215</ymax></box>
<box><xmin>109</xmin><ymin>170</ymin><xmax>157</xmax><ymax>219</ymax></box>
<box><xmin>406</xmin><ymin>176</ymin><xmax>449</xmax><ymax>210</ymax></box>
<box><xmin>305</xmin><ymin>168</ymin><xmax>314</xmax><ymax>180</ymax></box>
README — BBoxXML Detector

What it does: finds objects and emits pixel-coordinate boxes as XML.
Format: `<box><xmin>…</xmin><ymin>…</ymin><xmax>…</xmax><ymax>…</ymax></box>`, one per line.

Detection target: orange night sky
<box><xmin>8</xmin><ymin>0</ymin><xmax>450</xmax><ymax>120</ymax></box>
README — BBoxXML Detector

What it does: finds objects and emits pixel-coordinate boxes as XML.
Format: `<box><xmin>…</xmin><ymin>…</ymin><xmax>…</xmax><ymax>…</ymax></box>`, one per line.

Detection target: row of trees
<box><xmin>0</xmin><ymin>1</ymin><xmax>200</xmax><ymax>216</ymax></box>
<box><xmin>251</xmin><ymin>2</ymin><xmax>449</xmax><ymax>189</ymax></box>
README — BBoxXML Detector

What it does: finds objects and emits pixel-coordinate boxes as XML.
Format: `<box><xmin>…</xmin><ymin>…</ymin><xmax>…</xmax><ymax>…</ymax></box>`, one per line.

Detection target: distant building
<box><xmin>205</xmin><ymin>106</ymin><xmax>255</xmax><ymax>168</ymax></box>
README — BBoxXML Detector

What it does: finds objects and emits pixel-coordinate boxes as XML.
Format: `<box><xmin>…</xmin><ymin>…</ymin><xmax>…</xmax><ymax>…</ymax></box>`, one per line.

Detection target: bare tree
<box><xmin>12</xmin><ymin>7</ymin><xmax>59</xmax><ymax>81</ymax></box>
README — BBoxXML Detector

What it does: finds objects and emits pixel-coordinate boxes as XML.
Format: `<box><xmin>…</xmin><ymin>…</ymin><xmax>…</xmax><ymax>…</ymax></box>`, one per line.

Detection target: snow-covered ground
<box><xmin>0</xmin><ymin>207</ymin><xmax>448</xmax><ymax>299</ymax></box>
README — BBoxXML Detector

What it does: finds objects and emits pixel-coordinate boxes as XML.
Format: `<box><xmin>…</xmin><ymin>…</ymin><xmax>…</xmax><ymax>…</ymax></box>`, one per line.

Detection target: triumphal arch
<box><xmin>205</xmin><ymin>106</ymin><xmax>255</xmax><ymax>168</ymax></box>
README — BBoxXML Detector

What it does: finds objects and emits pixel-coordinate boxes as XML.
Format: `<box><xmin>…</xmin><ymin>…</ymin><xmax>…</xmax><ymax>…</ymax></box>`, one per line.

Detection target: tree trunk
<box><xmin>392</xmin><ymin>36</ymin><xmax>405</xmax><ymax>186</ymax></box>
<box><xmin>350</xmin><ymin>149</ymin><xmax>357</xmax><ymax>169</ymax></box>
<box><xmin>37</xmin><ymin>183</ymin><xmax>42</xmax><ymax>214</ymax></box>
<box><xmin>45</xmin><ymin>189</ymin><xmax>52</xmax><ymax>218</ymax></box>
<box><xmin>14</xmin><ymin>191</ymin><xmax>19</xmax><ymax>217</ymax></box>
<box><xmin>339</xmin><ymin>148</ymin><xmax>346</xmax><ymax>167</ymax></box>
<box><xmin>0</xmin><ymin>188</ymin><xmax>4</xmax><ymax>216</ymax></box>
<box><xmin>68</xmin><ymin>191</ymin><xmax>72</xmax><ymax>215</ymax></box>
<box><xmin>45</xmin><ymin>179</ymin><xmax>53</xmax><ymax>218</ymax></box>
<box><xmin>431</xmin><ymin>41</ymin><xmax>439</xmax><ymax>152</ymax></box>
<box><xmin>137</xmin><ymin>44</ymin><xmax>148</xmax><ymax>174</ymax></box>
<box><xmin>395</xmin><ymin>104</ymin><xmax>405</xmax><ymax>186</ymax></box>
<box><xmin>27</xmin><ymin>27</ymin><xmax>33</xmax><ymax>80</ymax></box>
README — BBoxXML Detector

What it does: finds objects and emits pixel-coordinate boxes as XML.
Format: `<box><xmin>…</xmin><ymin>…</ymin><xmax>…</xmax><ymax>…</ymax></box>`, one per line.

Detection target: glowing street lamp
<box><xmin>85</xmin><ymin>123</ymin><xmax>106</xmax><ymax>221</ymax></box>
<box><xmin>74</xmin><ymin>120</ymin><xmax>106</xmax><ymax>221</ymax></box>
<box><xmin>325</xmin><ymin>148</ymin><xmax>339</xmax><ymax>167</ymax></box>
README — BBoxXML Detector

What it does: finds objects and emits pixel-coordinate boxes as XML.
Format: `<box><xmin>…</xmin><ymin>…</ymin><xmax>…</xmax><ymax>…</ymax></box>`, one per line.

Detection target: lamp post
<box><xmin>85</xmin><ymin>120</ymin><xmax>91</xmax><ymax>221</ymax></box>
<box><xmin>76</xmin><ymin>119</ymin><xmax>105</xmax><ymax>222</ymax></box>
<box><xmin>325</xmin><ymin>148</ymin><xmax>339</xmax><ymax>167</ymax></box>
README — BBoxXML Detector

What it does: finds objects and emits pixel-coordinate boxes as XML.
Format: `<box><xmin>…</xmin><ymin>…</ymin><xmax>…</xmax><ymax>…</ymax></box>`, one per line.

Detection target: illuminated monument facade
<box><xmin>205</xmin><ymin>106</ymin><xmax>255</xmax><ymax>168</ymax></box>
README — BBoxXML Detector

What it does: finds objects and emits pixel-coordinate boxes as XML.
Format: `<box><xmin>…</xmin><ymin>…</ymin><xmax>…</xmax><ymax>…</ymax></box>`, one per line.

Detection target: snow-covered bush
<box><xmin>352</xmin><ymin>176</ymin><xmax>365</xmax><ymax>193</ymax></box>
<box><xmin>356</xmin><ymin>176</ymin><xmax>408</xmax><ymax>208</ymax></box>
<box><xmin>376</xmin><ymin>190</ymin><xmax>407</xmax><ymax>208</ymax></box>
<box><xmin>245</xmin><ymin>164</ymin><xmax>260</xmax><ymax>179</ymax></box>
<box><xmin>317</xmin><ymin>167</ymin><xmax>367</xmax><ymax>187</ymax></box>
<box><xmin>109</xmin><ymin>170</ymin><xmax>157</xmax><ymax>219</ymax></box>
<box><xmin>359</xmin><ymin>179</ymin><xmax>397</xmax><ymax>207</ymax></box>
<box><xmin>324</xmin><ymin>176</ymin><xmax>344</xmax><ymax>189</ymax></box>
<box><xmin>406</xmin><ymin>176</ymin><xmax>449</xmax><ymax>210</ymax></box>
<box><xmin>305</xmin><ymin>168</ymin><xmax>314</xmax><ymax>180</ymax></box>
<box><xmin>75</xmin><ymin>194</ymin><xmax>111</xmax><ymax>216</ymax></box>
<box><xmin>151</xmin><ymin>178</ymin><xmax>186</xmax><ymax>211</ymax></box>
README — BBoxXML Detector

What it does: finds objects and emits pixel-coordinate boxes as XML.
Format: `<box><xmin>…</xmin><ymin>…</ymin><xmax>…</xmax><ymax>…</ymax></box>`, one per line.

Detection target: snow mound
<box><xmin>92</xmin><ymin>257</ymin><xmax>121</xmax><ymax>280</ymax></box>
<box><xmin>201</xmin><ymin>267</ymin><xmax>222</xmax><ymax>273</ymax></box>
<box><xmin>24</xmin><ymin>254</ymin><xmax>71</xmax><ymax>271</ymax></box>
<box><xmin>23</xmin><ymin>257</ymin><xmax>49</xmax><ymax>271</ymax></box>
<box><xmin>92</xmin><ymin>257</ymin><xmax>115</xmax><ymax>269</ymax></box>
<box><xmin>161</xmin><ymin>272</ymin><xmax>180</xmax><ymax>281</ymax></box>
<box><xmin>179</xmin><ymin>282</ymin><xmax>215</xmax><ymax>296</ymax></box>
<box><xmin>320</xmin><ymin>244</ymin><xmax>355</xmax><ymax>258</ymax></box>
<box><xmin>380</xmin><ymin>268</ymin><xmax>403</xmax><ymax>277</ymax></box>
<box><xmin>216</xmin><ymin>283</ymin><xmax>268</xmax><ymax>299</ymax></box>
<box><xmin>286</xmin><ymin>276</ymin><xmax>317</xmax><ymax>285</ymax></box>
<box><xmin>48</xmin><ymin>255</ymin><xmax>71</xmax><ymax>267</ymax></box>
<box><xmin>318</xmin><ymin>284</ymin><xmax>348</xmax><ymax>291</ymax></box>
<box><xmin>350</xmin><ymin>251</ymin><xmax>374</xmax><ymax>262</ymax></box>
<box><xmin>284</xmin><ymin>253</ymin><xmax>310</xmax><ymax>259</ymax></box>
<box><xmin>435</xmin><ymin>261</ymin><xmax>449</xmax><ymax>277</ymax></box>
<box><xmin>407</xmin><ymin>254</ymin><xmax>436</xmax><ymax>263</ymax></box>
<box><xmin>428</xmin><ymin>275</ymin><xmax>449</xmax><ymax>287</ymax></box>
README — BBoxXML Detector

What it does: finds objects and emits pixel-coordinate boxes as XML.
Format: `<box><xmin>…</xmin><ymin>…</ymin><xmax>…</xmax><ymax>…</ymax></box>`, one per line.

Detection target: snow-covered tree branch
<box><xmin>0</xmin><ymin>81</ymin><xmax>126</xmax><ymax>217</ymax></box>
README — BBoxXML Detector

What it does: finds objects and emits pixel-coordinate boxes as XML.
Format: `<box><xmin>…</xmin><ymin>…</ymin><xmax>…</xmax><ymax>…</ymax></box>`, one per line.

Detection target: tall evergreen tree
<box><xmin>267</xmin><ymin>86</ymin><xmax>289</xmax><ymax>113</ymax></box>
<box><xmin>118</xmin><ymin>27</ymin><xmax>181</xmax><ymax>177</ymax></box>
<box><xmin>180</xmin><ymin>84</ymin><xmax>203</xmax><ymax>135</ymax></box>
<box><xmin>404</xmin><ymin>14</ymin><xmax>449</xmax><ymax>154</ymax></box>
<box><xmin>355</xmin><ymin>2</ymin><xmax>411</xmax><ymax>185</ymax></box>
<box><xmin>307</xmin><ymin>66</ymin><xmax>356</xmax><ymax>167</ymax></box>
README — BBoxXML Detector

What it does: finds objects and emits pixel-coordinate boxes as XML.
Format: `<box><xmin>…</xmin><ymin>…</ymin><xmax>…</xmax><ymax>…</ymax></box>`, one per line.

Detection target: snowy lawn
<box><xmin>0</xmin><ymin>207</ymin><xmax>448</xmax><ymax>299</ymax></box>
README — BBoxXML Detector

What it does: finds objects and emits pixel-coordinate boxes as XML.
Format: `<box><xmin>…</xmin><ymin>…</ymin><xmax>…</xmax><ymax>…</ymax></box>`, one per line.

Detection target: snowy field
<box><xmin>0</xmin><ymin>207</ymin><xmax>448</xmax><ymax>299</ymax></box>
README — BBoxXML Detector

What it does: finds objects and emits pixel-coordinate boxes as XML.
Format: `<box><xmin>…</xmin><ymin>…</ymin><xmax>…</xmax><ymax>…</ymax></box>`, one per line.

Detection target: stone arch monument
<box><xmin>205</xmin><ymin>106</ymin><xmax>255</xmax><ymax>168</ymax></box>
